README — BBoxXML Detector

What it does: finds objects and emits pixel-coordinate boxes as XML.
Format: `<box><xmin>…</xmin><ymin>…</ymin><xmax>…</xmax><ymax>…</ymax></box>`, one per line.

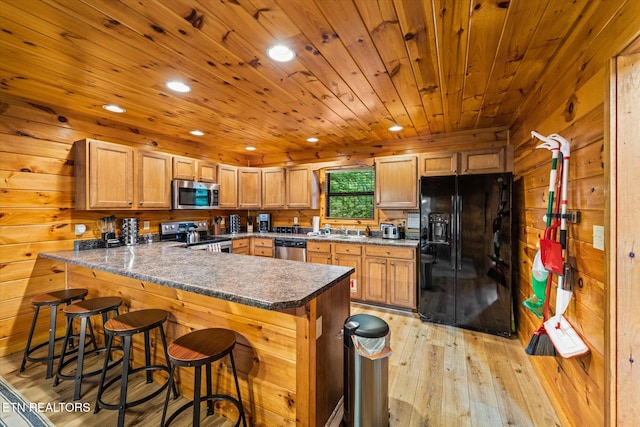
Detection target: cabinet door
<box><xmin>375</xmin><ymin>155</ymin><xmax>418</xmax><ymax>208</ymax></box>
<box><xmin>198</xmin><ymin>161</ymin><xmax>217</xmax><ymax>182</ymax></box>
<box><xmin>334</xmin><ymin>253</ymin><xmax>362</xmax><ymax>300</ymax></box>
<box><xmin>363</xmin><ymin>257</ymin><xmax>387</xmax><ymax>303</ymax></box>
<box><xmin>232</xmin><ymin>238</ymin><xmax>250</xmax><ymax>255</ymax></box>
<box><xmin>419</xmin><ymin>152</ymin><xmax>458</xmax><ymax>176</ymax></box>
<box><xmin>137</xmin><ymin>150</ymin><xmax>172</xmax><ymax>209</ymax></box>
<box><xmin>238</xmin><ymin>167</ymin><xmax>262</xmax><ymax>208</ymax></box>
<box><xmin>89</xmin><ymin>140</ymin><xmax>134</xmax><ymax>209</ymax></box>
<box><xmin>173</xmin><ymin>156</ymin><xmax>197</xmax><ymax>180</ymax></box>
<box><xmin>388</xmin><ymin>260</ymin><xmax>416</xmax><ymax>309</ymax></box>
<box><xmin>217</xmin><ymin>164</ymin><xmax>238</xmax><ymax>208</ymax></box>
<box><xmin>262</xmin><ymin>167</ymin><xmax>286</xmax><ymax>208</ymax></box>
<box><xmin>286</xmin><ymin>165</ymin><xmax>311</xmax><ymax>208</ymax></box>
<box><xmin>308</xmin><ymin>251</ymin><xmax>332</xmax><ymax>265</ymax></box>
<box><xmin>460</xmin><ymin>148</ymin><xmax>505</xmax><ymax>174</ymax></box>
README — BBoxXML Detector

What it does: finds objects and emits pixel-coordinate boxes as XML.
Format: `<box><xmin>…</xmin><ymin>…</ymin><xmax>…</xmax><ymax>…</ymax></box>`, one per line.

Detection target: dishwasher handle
<box><xmin>275</xmin><ymin>239</ymin><xmax>307</xmax><ymax>248</ymax></box>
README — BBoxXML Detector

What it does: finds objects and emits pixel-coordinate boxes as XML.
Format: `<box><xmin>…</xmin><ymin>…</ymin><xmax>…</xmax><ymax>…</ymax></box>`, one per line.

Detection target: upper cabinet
<box><xmin>198</xmin><ymin>161</ymin><xmax>217</xmax><ymax>182</ymax></box>
<box><xmin>374</xmin><ymin>155</ymin><xmax>418</xmax><ymax>209</ymax></box>
<box><xmin>217</xmin><ymin>164</ymin><xmax>238</xmax><ymax>208</ymax></box>
<box><xmin>460</xmin><ymin>148</ymin><xmax>505</xmax><ymax>174</ymax></box>
<box><xmin>238</xmin><ymin>167</ymin><xmax>262</xmax><ymax>209</ymax></box>
<box><xmin>74</xmin><ymin>139</ymin><xmax>171</xmax><ymax>210</ymax></box>
<box><xmin>136</xmin><ymin>150</ymin><xmax>172</xmax><ymax>209</ymax></box>
<box><xmin>286</xmin><ymin>165</ymin><xmax>313</xmax><ymax>208</ymax></box>
<box><xmin>172</xmin><ymin>156</ymin><xmax>197</xmax><ymax>180</ymax></box>
<box><xmin>419</xmin><ymin>152</ymin><xmax>459</xmax><ymax>176</ymax></box>
<box><xmin>262</xmin><ymin>167</ymin><xmax>286</xmax><ymax>209</ymax></box>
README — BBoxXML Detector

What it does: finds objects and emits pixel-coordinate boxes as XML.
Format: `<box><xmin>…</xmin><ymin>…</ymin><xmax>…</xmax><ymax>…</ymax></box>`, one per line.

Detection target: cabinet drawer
<box><xmin>364</xmin><ymin>245</ymin><xmax>415</xmax><ymax>259</ymax></box>
<box><xmin>308</xmin><ymin>241</ymin><xmax>331</xmax><ymax>253</ymax></box>
<box><xmin>334</xmin><ymin>243</ymin><xmax>362</xmax><ymax>256</ymax></box>
<box><xmin>232</xmin><ymin>239</ymin><xmax>249</xmax><ymax>249</ymax></box>
<box><xmin>233</xmin><ymin>247</ymin><xmax>249</xmax><ymax>255</ymax></box>
<box><xmin>253</xmin><ymin>238</ymin><xmax>273</xmax><ymax>248</ymax></box>
<box><xmin>254</xmin><ymin>247</ymin><xmax>273</xmax><ymax>257</ymax></box>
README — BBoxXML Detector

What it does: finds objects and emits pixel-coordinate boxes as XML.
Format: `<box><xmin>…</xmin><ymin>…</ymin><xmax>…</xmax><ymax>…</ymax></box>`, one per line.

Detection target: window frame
<box><xmin>324</xmin><ymin>167</ymin><xmax>376</xmax><ymax>221</ymax></box>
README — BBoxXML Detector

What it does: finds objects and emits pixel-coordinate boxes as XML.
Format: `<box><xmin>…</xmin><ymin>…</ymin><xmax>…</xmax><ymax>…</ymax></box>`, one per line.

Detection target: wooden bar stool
<box><xmin>54</xmin><ymin>296</ymin><xmax>123</xmax><ymax>400</ymax></box>
<box><xmin>95</xmin><ymin>308</ymin><xmax>177</xmax><ymax>427</ymax></box>
<box><xmin>20</xmin><ymin>288</ymin><xmax>89</xmax><ymax>379</ymax></box>
<box><xmin>161</xmin><ymin>328</ymin><xmax>247</xmax><ymax>427</ymax></box>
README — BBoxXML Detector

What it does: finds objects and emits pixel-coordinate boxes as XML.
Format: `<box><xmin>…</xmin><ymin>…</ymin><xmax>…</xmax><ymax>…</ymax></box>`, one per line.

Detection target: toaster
<box><xmin>382</xmin><ymin>225</ymin><xmax>400</xmax><ymax>240</ymax></box>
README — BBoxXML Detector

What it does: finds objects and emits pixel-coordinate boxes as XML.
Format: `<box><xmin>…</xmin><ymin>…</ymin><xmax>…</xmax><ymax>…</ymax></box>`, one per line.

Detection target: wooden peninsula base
<box><xmin>66</xmin><ymin>264</ymin><xmax>350</xmax><ymax>426</ymax></box>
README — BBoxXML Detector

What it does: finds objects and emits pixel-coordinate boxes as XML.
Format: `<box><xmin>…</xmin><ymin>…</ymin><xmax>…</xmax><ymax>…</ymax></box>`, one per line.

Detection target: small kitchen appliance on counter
<box><xmin>160</xmin><ymin>220</ymin><xmax>232</xmax><ymax>252</ymax></box>
<box><xmin>258</xmin><ymin>213</ymin><xmax>271</xmax><ymax>233</ymax></box>
<box><xmin>382</xmin><ymin>225</ymin><xmax>400</xmax><ymax>240</ymax></box>
<box><xmin>122</xmin><ymin>218</ymin><xmax>139</xmax><ymax>246</ymax></box>
<box><xmin>97</xmin><ymin>215</ymin><xmax>120</xmax><ymax>247</ymax></box>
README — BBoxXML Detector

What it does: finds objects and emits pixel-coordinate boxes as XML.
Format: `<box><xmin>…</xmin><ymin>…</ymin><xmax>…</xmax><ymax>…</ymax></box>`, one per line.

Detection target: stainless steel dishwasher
<box><xmin>274</xmin><ymin>238</ymin><xmax>307</xmax><ymax>262</ymax></box>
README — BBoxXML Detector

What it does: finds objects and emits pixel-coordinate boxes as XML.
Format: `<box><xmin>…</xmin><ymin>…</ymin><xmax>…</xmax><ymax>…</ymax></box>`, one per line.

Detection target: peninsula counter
<box><xmin>40</xmin><ymin>243</ymin><xmax>353</xmax><ymax>427</ymax></box>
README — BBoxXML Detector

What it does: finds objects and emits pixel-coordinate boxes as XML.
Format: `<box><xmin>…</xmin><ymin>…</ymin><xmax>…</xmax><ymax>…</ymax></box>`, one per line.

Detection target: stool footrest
<box><xmin>163</xmin><ymin>394</ymin><xmax>244</xmax><ymax>427</ymax></box>
<box><xmin>97</xmin><ymin>365</ymin><xmax>172</xmax><ymax>410</ymax></box>
<box><xmin>55</xmin><ymin>347</ymin><xmax>123</xmax><ymax>383</ymax></box>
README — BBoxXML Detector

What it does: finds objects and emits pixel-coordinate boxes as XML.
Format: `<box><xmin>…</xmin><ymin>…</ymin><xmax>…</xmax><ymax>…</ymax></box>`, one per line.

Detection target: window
<box><xmin>325</xmin><ymin>169</ymin><xmax>375</xmax><ymax>219</ymax></box>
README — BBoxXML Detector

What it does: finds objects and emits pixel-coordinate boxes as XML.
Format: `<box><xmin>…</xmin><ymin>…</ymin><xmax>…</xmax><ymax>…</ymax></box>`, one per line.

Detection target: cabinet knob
<box><xmin>386</xmin><ymin>251</ymin><xmax>390</xmax><ymax>255</ymax></box>
<box><xmin>390</xmin><ymin>262</ymin><xmax>395</xmax><ymax>266</ymax></box>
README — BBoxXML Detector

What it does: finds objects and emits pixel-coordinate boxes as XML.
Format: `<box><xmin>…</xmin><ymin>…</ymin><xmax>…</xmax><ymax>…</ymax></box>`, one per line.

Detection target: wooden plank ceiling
<box><xmin>0</xmin><ymin>0</ymin><xmax>588</xmax><ymax>163</ymax></box>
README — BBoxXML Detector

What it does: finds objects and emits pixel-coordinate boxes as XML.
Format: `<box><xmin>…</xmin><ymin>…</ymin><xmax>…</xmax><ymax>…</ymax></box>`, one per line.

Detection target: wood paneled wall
<box><xmin>509</xmin><ymin>2</ymin><xmax>640</xmax><ymax>426</ymax></box>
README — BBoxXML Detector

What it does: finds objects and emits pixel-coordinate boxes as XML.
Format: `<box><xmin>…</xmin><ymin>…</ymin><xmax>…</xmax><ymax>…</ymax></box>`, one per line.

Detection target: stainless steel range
<box><xmin>159</xmin><ymin>220</ymin><xmax>232</xmax><ymax>253</ymax></box>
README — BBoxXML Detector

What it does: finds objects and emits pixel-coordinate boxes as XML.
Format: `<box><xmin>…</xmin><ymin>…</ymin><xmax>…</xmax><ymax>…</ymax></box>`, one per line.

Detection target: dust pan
<box><xmin>543</xmin><ymin>316</ymin><xmax>589</xmax><ymax>358</ymax></box>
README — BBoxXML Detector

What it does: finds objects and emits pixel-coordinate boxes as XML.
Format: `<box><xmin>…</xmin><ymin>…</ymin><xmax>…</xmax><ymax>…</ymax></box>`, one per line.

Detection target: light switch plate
<box><xmin>593</xmin><ymin>225</ymin><xmax>605</xmax><ymax>251</ymax></box>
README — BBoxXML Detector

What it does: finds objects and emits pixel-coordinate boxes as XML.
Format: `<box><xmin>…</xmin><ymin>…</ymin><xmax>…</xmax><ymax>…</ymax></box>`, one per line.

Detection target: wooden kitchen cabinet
<box><xmin>419</xmin><ymin>151</ymin><xmax>459</xmax><ymax>176</ymax></box>
<box><xmin>262</xmin><ymin>167</ymin><xmax>286</xmax><ymax>208</ymax></box>
<box><xmin>136</xmin><ymin>150</ymin><xmax>172</xmax><ymax>209</ymax></box>
<box><xmin>251</xmin><ymin>237</ymin><xmax>274</xmax><ymax>257</ymax></box>
<box><xmin>286</xmin><ymin>165</ymin><xmax>312</xmax><ymax>208</ymax></box>
<box><xmin>238</xmin><ymin>167</ymin><xmax>262</xmax><ymax>209</ymax></box>
<box><xmin>460</xmin><ymin>148</ymin><xmax>505</xmax><ymax>174</ymax></box>
<box><xmin>307</xmin><ymin>241</ymin><xmax>332</xmax><ymax>265</ymax></box>
<box><xmin>172</xmin><ymin>156</ymin><xmax>197</xmax><ymax>180</ymax></box>
<box><xmin>363</xmin><ymin>245</ymin><xmax>416</xmax><ymax>309</ymax></box>
<box><xmin>217</xmin><ymin>164</ymin><xmax>238</xmax><ymax>208</ymax></box>
<box><xmin>375</xmin><ymin>155</ymin><xmax>418</xmax><ymax>209</ymax></box>
<box><xmin>198</xmin><ymin>161</ymin><xmax>217</xmax><ymax>182</ymax></box>
<box><xmin>333</xmin><ymin>243</ymin><xmax>363</xmax><ymax>300</ymax></box>
<box><xmin>232</xmin><ymin>238</ymin><xmax>250</xmax><ymax>255</ymax></box>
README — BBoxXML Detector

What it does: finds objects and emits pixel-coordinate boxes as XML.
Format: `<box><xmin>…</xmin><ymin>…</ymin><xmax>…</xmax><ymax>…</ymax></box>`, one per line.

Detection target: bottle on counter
<box><xmin>365</xmin><ymin>225</ymin><xmax>371</xmax><ymax>237</ymax></box>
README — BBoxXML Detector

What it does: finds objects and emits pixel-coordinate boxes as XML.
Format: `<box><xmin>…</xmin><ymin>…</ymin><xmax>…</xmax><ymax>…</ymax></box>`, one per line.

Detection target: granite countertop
<box><xmin>40</xmin><ymin>243</ymin><xmax>353</xmax><ymax>311</ymax></box>
<box><xmin>220</xmin><ymin>232</ymin><xmax>420</xmax><ymax>248</ymax></box>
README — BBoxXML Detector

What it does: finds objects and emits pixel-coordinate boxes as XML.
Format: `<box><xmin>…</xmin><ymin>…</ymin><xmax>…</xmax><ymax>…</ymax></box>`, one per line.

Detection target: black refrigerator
<box><xmin>418</xmin><ymin>173</ymin><xmax>513</xmax><ymax>336</ymax></box>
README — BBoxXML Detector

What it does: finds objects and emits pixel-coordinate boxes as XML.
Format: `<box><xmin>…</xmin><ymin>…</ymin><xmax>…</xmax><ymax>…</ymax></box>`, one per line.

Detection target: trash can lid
<box><xmin>346</xmin><ymin>314</ymin><xmax>389</xmax><ymax>338</ymax></box>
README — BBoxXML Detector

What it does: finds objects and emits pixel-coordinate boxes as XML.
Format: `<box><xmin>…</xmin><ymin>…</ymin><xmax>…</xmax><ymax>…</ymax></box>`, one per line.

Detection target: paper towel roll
<box><xmin>312</xmin><ymin>216</ymin><xmax>320</xmax><ymax>233</ymax></box>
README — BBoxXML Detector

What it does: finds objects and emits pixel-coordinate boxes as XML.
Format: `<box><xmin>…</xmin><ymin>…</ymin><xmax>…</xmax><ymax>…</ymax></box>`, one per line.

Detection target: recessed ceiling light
<box><xmin>102</xmin><ymin>104</ymin><xmax>126</xmax><ymax>113</ymax></box>
<box><xmin>166</xmin><ymin>81</ymin><xmax>191</xmax><ymax>93</ymax></box>
<box><xmin>389</xmin><ymin>124</ymin><xmax>403</xmax><ymax>132</ymax></box>
<box><xmin>245</xmin><ymin>146</ymin><xmax>256</xmax><ymax>151</ymax></box>
<box><xmin>189</xmin><ymin>130</ymin><xmax>205</xmax><ymax>136</ymax></box>
<box><xmin>307</xmin><ymin>137</ymin><xmax>319</xmax><ymax>143</ymax></box>
<box><xmin>267</xmin><ymin>44</ymin><xmax>295</xmax><ymax>62</ymax></box>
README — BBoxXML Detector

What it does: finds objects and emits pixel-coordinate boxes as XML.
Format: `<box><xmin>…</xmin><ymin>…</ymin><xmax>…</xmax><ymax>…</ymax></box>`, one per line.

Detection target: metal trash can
<box><xmin>343</xmin><ymin>314</ymin><xmax>392</xmax><ymax>427</ymax></box>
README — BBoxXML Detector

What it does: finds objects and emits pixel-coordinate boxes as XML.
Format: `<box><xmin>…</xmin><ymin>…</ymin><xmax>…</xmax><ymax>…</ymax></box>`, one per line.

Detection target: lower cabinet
<box><xmin>252</xmin><ymin>237</ymin><xmax>274</xmax><ymax>257</ymax></box>
<box><xmin>363</xmin><ymin>246</ymin><xmax>416</xmax><ymax>310</ymax></box>
<box><xmin>232</xmin><ymin>238</ymin><xmax>250</xmax><ymax>255</ymax></box>
<box><xmin>333</xmin><ymin>243</ymin><xmax>362</xmax><ymax>300</ymax></box>
<box><xmin>307</xmin><ymin>241</ymin><xmax>332</xmax><ymax>265</ymax></box>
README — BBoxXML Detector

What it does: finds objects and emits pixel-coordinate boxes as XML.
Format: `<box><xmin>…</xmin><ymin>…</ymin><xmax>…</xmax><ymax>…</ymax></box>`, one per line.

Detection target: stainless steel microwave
<box><xmin>172</xmin><ymin>180</ymin><xmax>220</xmax><ymax>210</ymax></box>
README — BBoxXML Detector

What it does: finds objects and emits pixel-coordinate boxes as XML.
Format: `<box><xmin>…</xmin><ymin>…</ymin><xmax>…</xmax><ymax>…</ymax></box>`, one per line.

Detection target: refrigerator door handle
<box><xmin>456</xmin><ymin>195</ymin><xmax>462</xmax><ymax>270</ymax></box>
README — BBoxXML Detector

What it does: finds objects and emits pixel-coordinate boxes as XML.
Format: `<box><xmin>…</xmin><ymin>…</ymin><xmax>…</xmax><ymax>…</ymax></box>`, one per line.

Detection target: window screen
<box><xmin>325</xmin><ymin>169</ymin><xmax>375</xmax><ymax>219</ymax></box>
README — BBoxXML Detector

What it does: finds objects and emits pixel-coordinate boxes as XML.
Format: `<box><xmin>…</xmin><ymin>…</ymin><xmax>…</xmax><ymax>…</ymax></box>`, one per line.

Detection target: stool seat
<box><xmin>104</xmin><ymin>309</ymin><xmax>168</xmax><ymax>335</ymax></box>
<box><xmin>31</xmin><ymin>288</ymin><xmax>88</xmax><ymax>306</ymax></box>
<box><xmin>161</xmin><ymin>328</ymin><xmax>246</xmax><ymax>427</ymax></box>
<box><xmin>169</xmin><ymin>328</ymin><xmax>236</xmax><ymax>365</ymax></box>
<box><xmin>63</xmin><ymin>296</ymin><xmax>123</xmax><ymax>317</ymax></box>
<box><xmin>20</xmin><ymin>288</ymin><xmax>89</xmax><ymax>378</ymax></box>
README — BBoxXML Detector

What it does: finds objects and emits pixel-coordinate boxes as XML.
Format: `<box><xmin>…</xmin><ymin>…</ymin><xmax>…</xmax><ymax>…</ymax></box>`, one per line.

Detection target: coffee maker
<box><xmin>257</xmin><ymin>213</ymin><xmax>271</xmax><ymax>233</ymax></box>
<box><xmin>97</xmin><ymin>215</ymin><xmax>120</xmax><ymax>248</ymax></box>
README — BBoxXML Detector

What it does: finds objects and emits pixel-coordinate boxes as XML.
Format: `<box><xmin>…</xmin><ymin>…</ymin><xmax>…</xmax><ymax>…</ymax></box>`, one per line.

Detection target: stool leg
<box><xmin>53</xmin><ymin>316</ymin><xmax>73</xmax><ymax>387</ymax></box>
<box><xmin>193</xmin><ymin>365</ymin><xmax>201</xmax><ymax>427</ymax></box>
<box><xmin>144</xmin><ymin>330</ymin><xmax>152</xmax><ymax>383</ymax></box>
<box><xmin>159</xmin><ymin>326</ymin><xmax>178</xmax><ymax>398</ymax></box>
<box><xmin>206</xmin><ymin>363</ymin><xmax>213</xmax><ymax>416</ymax></box>
<box><xmin>230</xmin><ymin>353</ymin><xmax>247</xmax><ymax>427</ymax></box>
<box><xmin>117</xmin><ymin>335</ymin><xmax>132</xmax><ymax>427</ymax></box>
<box><xmin>20</xmin><ymin>306</ymin><xmax>40</xmax><ymax>372</ymax></box>
<box><xmin>72</xmin><ymin>316</ymin><xmax>88</xmax><ymax>401</ymax></box>
<box><xmin>46</xmin><ymin>303</ymin><xmax>58</xmax><ymax>378</ymax></box>
<box><xmin>160</xmin><ymin>364</ymin><xmax>177</xmax><ymax>427</ymax></box>
<box><xmin>95</xmin><ymin>333</ymin><xmax>114</xmax><ymax>414</ymax></box>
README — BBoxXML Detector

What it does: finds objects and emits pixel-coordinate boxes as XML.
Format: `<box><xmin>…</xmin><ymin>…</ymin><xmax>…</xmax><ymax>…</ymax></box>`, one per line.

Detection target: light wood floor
<box><xmin>0</xmin><ymin>303</ymin><xmax>561</xmax><ymax>426</ymax></box>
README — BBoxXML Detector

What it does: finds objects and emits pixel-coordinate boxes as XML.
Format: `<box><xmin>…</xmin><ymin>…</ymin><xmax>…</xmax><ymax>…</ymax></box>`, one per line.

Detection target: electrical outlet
<box><xmin>143</xmin><ymin>221</ymin><xmax>150</xmax><ymax>230</ymax></box>
<box><xmin>593</xmin><ymin>225</ymin><xmax>605</xmax><ymax>251</ymax></box>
